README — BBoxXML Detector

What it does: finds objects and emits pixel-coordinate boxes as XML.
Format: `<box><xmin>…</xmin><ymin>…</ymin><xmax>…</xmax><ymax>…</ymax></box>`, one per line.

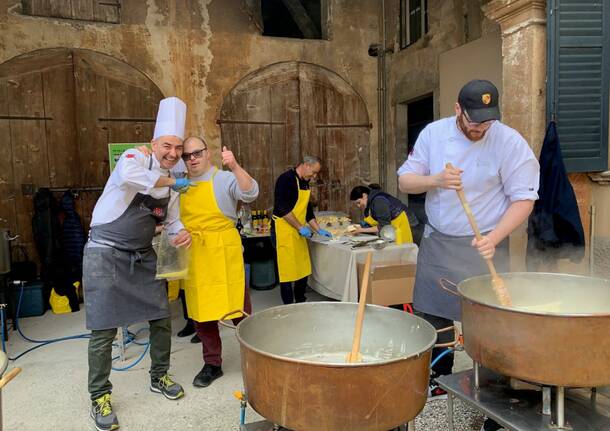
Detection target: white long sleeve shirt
<box><xmin>397</xmin><ymin>117</ymin><xmax>539</xmax><ymax>236</ymax></box>
<box><xmin>90</xmin><ymin>149</ymin><xmax>184</xmax><ymax>235</ymax></box>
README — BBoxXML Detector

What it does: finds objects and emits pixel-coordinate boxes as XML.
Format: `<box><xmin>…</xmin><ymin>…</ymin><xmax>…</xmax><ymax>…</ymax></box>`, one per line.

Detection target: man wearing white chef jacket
<box><xmin>397</xmin><ymin>80</ymin><xmax>539</xmax><ymax>431</ymax></box>
<box><xmin>83</xmin><ymin>97</ymin><xmax>193</xmax><ymax>431</ymax></box>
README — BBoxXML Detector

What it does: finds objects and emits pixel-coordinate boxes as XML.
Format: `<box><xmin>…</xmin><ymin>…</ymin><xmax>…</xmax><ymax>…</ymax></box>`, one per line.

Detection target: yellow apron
<box><xmin>274</xmin><ymin>177</ymin><xmax>312</xmax><ymax>282</ymax></box>
<box><xmin>180</xmin><ymin>168</ymin><xmax>245</xmax><ymax>322</ymax></box>
<box><xmin>364</xmin><ymin>210</ymin><xmax>413</xmax><ymax>245</ymax></box>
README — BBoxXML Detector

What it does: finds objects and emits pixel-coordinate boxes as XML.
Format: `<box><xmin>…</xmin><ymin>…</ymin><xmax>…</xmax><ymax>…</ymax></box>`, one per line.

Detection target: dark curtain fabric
<box><xmin>527</xmin><ymin>121</ymin><xmax>585</xmax><ymax>269</ymax></box>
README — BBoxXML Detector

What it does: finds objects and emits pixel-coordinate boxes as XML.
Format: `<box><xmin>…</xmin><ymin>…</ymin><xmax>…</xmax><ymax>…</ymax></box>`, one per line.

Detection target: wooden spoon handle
<box><xmin>348</xmin><ymin>251</ymin><xmax>373</xmax><ymax>362</ymax></box>
<box><xmin>446</xmin><ymin>163</ymin><xmax>510</xmax><ymax>305</ymax></box>
<box><xmin>0</xmin><ymin>367</ymin><xmax>21</xmax><ymax>389</ymax></box>
<box><xmin>446</xmin><ymin>163</ymin><xmax>499</xmax><ymax>276</ymax></box>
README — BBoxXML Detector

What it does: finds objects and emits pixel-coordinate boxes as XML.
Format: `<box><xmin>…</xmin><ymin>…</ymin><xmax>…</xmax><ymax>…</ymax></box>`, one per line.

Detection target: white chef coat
<box><xmin>397</xmin><ymin>116</ymin><xmax>539</xmax><ymax>236</ymax></box>
<box><xmin>90</xmin><ymin>149</ymin><xmax>184</xmax><ymax>235</ymax></box>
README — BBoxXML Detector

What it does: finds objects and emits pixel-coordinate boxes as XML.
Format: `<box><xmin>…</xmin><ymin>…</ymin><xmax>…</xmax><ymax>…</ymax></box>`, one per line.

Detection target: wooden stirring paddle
<box><xmin>346</xmin><ymin>251</ymin><xmax>373</xmax><ymax>362</ymax></box>
<box><xmin>446</xmin><ymin>163</ymin><xmax>512</xmax><ymax>306</ymax></box>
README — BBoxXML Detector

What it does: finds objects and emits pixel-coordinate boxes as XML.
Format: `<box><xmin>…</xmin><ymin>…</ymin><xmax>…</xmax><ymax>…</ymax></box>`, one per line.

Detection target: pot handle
<box><xmin>435</xmin><ymin>325</ymin><xmax>456</xmax><ymax>348</ymax></box>
<box><xmin>438</xmin><ymin>278</ymin><xmax>460</xmax><ymax>296</ymax></box>
<box><xmin>218</xmin><ymin>309</ymin><xmax>250</xmax><ymax>330</ymax></box>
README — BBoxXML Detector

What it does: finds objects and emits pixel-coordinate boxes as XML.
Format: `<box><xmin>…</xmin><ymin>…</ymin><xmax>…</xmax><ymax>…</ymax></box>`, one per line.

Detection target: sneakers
<box><xmin>427</xmin><ymin>378</ymin><xmax>448</xmax><ymax>401</ymax></box>
<box><xmin>177</xmin><ymin>320</ymin><xmax>195</xmax><ymax>337</ymax></box>
<box><xmin>150</xmin><ymin>374</ymin><xmax>185</xmax><ymax>400</ymax></box>
<box><xmin>193</xmin><ymin>364</ymin><xmax>223</xmax><ymax>388</ymax></box>
<box><xmin>90</xmin><ymin>393</ymin><xmax>119</xmax><ymax>431</ymax></box>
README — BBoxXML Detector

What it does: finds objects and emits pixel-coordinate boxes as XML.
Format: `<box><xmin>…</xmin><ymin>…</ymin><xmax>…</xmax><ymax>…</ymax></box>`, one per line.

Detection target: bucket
<box><xmin>250</xmin><ymin>259</ymin><xmax>276</xmax><ymax>290</ymax></box>
<box><xmin>10</xmin><ymin>281</ymin><xmax>45</xmax><ymax>318</ymax></box>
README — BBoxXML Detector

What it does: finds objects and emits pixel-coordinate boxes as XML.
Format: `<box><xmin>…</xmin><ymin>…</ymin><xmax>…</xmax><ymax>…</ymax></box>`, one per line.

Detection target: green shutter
<box><xmin>547</xmin><ymin>0</ymin><xmax>610</xmax><ymax>172</ymax></box>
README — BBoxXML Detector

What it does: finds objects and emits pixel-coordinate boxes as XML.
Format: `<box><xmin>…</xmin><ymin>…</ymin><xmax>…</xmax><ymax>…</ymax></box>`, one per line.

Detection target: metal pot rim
<box><xmin>235</xmin><ymin>302</ymin><xmax>437</xmax><ymax>367</ymax></box>
<box><xmin>457</xmin><ymin>272</ymin><xmax>610</xmax><ymax>317</ymax></box>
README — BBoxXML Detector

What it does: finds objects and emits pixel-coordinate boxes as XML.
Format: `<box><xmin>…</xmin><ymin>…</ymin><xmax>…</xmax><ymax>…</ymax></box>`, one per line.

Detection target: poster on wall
<box><xmin>108</xmin><ymin>143</ymin><xmax>149</xmax><ymax>171</ymax></box>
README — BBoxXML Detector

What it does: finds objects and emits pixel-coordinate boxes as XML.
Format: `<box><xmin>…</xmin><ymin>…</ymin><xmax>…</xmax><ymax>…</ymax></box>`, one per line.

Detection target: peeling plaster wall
<box><xmin>383</xmin><ymin>0</ymin><xmax>499</xmax><ymax>195</ymax></box>
<box><xmin>0</xmin><ymin>0</ymin><xmax>379</xmax><ymax>179</ymax></box>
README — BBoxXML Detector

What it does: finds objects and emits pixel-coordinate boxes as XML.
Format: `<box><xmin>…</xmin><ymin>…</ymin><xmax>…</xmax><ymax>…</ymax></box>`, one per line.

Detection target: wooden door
<box><xmin>0</xmin><ymin>48</ymin><xmax>163</xmax><ymax>264</ymax></box>
<box><xmin>219</xmin><ymin>62</ymin><xmax>370</xmax><ymax>218</ymax></box>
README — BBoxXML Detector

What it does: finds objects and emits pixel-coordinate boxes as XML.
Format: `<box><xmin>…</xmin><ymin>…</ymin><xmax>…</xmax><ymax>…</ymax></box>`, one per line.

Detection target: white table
<box><xmin>308</xmin><ymin>238</ymin><xmax>418</xmax><ymax>302</ymax></box>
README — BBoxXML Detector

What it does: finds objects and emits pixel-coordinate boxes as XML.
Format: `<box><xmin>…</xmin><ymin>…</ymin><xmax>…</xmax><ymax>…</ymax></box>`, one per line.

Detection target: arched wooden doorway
<box><xmin>0</xmin><ymin>48</ymin><xmax>164</xmax><ymax>259</ymax></box>
<box><xmin>218</xmin><ymin>62</ymin><xmax>371</xmax><ymax>217</ymax></box>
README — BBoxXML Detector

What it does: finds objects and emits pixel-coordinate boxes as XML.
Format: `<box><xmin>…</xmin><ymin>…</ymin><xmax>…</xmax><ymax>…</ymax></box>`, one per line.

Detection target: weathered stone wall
<box><xmin>383</xmin><ymin>0</ymin><xmax>499</xmax><ymax>194</ymax></box>
<box><xmin>0</xmin><ymin>0</ymin><xmax>380</xmax><ymax>176</ymax></box>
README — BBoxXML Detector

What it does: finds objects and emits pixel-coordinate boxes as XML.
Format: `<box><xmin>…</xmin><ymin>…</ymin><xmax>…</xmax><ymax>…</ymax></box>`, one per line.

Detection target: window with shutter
<box><xmin>547</xmin><ymin>0</ymin><xmax>610</xmax><ymax>172</ymax></box>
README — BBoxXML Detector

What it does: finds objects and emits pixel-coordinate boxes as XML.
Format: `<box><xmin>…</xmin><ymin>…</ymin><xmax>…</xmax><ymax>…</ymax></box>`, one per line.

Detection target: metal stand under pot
<box><xmin>438</xmin><ymin>363</ymin><xmax>610</xmax><ymax>431</ymax></box>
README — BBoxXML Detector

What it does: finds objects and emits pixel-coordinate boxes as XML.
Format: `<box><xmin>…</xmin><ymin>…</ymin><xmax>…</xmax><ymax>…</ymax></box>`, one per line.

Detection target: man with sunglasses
<box><xmin>177</xmin><ymin>136</ymin><xmax>258</xmax><ymax>388</ymax></box>
<box><xmin>397</xmin><ymin>80</ymin><xmax>539</xmax><ymax>430</ymax></box>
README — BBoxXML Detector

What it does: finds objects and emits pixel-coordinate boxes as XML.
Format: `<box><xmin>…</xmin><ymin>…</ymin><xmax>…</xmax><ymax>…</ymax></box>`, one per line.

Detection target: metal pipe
<box><xmin>378</xmin><ymin>0</ymin><xmax>387</xmax><ymax>190</ymax></box>
<box><xmin>556</xmin><ymin>386</ymin><xmax>565</xmax><ymax>428</ymax></box>
<box><xmin>589</xmin><ymin>205</ymin><xmax>596</xmax><ymax>276</ymax></box>
<box><xmin>447</xmin><ymin>394</ymin><xmax>455</xmax><ymax>431</ymax></box>
<box><xmin>474</xmin><ymin>361</ymin><xmax>480</xmax><ymax>390</ymax></box>
<box><xmin>542</xmin><ymin>386</ymin><xmax>551</xmax><ymax>416</ymax></box>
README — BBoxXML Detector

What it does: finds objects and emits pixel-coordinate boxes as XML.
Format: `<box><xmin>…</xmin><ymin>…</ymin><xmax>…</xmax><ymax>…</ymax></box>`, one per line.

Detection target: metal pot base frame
<box><xmin>438</xmin><ymin>363</ymin><xmax>610</xmax><ymax>431</ymax></box>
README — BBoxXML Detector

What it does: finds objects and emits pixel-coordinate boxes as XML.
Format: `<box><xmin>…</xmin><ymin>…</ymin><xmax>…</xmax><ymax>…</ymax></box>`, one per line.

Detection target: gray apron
<box><xmin>413</xmin><ymin>224</ymin><xmax>509</xmax><ymax>322</ymax></box>
<box><xmin>84</xmin><ymin>159</ymin><xmax>171</xmax><ymax>330</ymax></box>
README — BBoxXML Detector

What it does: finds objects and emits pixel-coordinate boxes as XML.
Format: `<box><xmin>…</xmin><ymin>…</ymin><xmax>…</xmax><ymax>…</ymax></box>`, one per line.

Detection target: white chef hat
<box><xmin>153</xmin><ymin>97</ymin><xmax>187</xmax><ymax>140</ymax></box>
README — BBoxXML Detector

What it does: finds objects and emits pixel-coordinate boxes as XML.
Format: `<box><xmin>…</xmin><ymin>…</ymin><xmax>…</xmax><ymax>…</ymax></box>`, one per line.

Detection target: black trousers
<box><xmin>415</xmin><ymin>310</ymin><xmax>455</xmax><ymax>377</ymax></box>
<box><xmin>179</xmin><ymin>288</ymin><xmax>190</xmax><ymax>321</ymax></box>
<box><xmin>280</xmin><ymin>277</ymin><xmax>308</xmax><ymax>304</ymax></box>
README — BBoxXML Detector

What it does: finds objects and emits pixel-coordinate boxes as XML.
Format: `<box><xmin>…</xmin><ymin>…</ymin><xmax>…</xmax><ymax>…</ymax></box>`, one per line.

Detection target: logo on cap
<box><xmin>482</xmin><ymin>93</ymin><xmax>492</xmax><ymax>105</ymax></box>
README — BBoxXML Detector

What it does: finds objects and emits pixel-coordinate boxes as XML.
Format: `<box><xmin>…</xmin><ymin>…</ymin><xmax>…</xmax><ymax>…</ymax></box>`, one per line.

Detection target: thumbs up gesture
<box><xmin>221</xmin><ymin>146</ymin><xmax>238</xmax><ymax>171</ymax></box>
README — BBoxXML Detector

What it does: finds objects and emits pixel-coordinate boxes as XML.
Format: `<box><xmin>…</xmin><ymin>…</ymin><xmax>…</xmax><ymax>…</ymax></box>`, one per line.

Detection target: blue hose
<box><xmin>430</xmin><ymin>348</ymin><xmax>453</xmax><ymax>368</ymax></box>
<box><xmin>2</xmin><ymin>282</ymin><xmax>151</xmax><ymax>370</ymax></box>
<box><xmin>14</xmin><ymin>283</ymin><xmax>90</xmax><ymax>344</ymax></box>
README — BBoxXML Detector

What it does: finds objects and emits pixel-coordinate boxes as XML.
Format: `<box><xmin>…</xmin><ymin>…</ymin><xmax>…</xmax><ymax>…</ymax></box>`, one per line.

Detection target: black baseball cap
<box><xmin>458</xmin><ymin>79</ymin><xmax>501</xmax><ymax>123</ymax></box>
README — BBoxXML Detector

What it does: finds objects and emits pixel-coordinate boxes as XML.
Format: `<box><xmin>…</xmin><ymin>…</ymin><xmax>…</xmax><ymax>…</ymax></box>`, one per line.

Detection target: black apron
<box><xmin>84</xmin><ymin>159</ymin><xmax>171</xmax><ymax>330</ymax></box>
<box><xmin>413</xmin><ymin>224</ymin><xmax>509</xmax><ymax>322</ymax></box>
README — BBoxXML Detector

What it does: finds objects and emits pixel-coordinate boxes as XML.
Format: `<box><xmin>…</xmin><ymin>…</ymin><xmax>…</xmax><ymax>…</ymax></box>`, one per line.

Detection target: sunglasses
<box><xmin>181</xmin><ymin>148</ymin><xmax>207</xmax><ymax>161</ymax></box>
<box><xmin>461</xmin><ymin>110</ymin><xmax>494</xmax><ymax>128</ymax></box>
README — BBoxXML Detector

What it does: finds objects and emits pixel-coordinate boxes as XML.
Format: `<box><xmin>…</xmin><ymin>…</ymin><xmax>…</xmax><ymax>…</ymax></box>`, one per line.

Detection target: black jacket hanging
<box><xmin>527</xmin><ymin>121</ymin><xmax>585</xmax><ymax>263</ymax></box>
<box><xmin>31</xmin><ymin>188</ymin><xmax>62</xmax><ymax>283</ymax></box>
<box><xmin>59</xmin><ymin>191</ymin><xmax>86</xmax><ymax>278</ymax></box>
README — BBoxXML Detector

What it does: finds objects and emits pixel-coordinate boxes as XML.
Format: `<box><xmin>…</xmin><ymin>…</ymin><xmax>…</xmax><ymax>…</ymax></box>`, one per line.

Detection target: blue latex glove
<box><xmin>298</xmin><ymin>226</ymin><xmax>313</xmax><ymax>238</ymax></box>
<box><xmin>360</xmin><ymin>220</ymin><xmax>371</xmax><ymax>228</ymax></box>
<box><xmin>171</xmin><ymin>177</ymin><xmax>194</xmax><ymax>193</ymax></box>
<box><xmin>317</xmin><ymin>229</ymin><xmax>332</xmax><ymax>238</ymax></box>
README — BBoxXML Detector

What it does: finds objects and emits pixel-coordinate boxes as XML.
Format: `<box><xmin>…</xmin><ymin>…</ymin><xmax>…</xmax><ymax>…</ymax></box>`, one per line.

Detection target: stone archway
<box><xmin>0</xmin><ymin>48</ymin><xmax>164</xmax><ymax>258</ymax></box>
<box><xmin>218</xmin><ymin>61</ymin><xmax>371</xmax><ymax>217</ymax></box>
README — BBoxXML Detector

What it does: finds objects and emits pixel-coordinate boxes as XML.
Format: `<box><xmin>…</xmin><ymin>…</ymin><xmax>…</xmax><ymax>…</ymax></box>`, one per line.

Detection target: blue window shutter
<box><xmin>547</xmin><ymin>0</ymin><xmax>610</xmax><ymax>172</ymax></box>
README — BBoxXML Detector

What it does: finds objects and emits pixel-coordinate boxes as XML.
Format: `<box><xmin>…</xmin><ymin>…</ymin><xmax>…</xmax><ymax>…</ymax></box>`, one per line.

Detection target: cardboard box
<box><xmin>357</xmin><ymin>261</ymin><xmax>416</xmax><ymax>306</ymax></box>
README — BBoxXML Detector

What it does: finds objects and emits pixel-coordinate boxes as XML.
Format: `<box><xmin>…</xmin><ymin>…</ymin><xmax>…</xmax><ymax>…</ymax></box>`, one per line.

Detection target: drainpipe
<box><xmin>590</xmin><ymin>205</ymin><xmax>596</xmax><ymax>276</ymax></box>
<box><xmin>379</xmin><ymin>0</ymin><xmax>388</xmax><ymax>190</ymax></box>
<box><xmin>370</xmin><ymin>1</ymin><xmax>392</xmax><ymax>190</ymax></box>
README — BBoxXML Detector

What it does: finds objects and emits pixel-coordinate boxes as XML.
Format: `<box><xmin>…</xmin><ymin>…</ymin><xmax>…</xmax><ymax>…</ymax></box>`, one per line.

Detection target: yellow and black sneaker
<box><xmin>150</xmin><ymin>374</ymin><xmax>185</xmax><ymax>400</ymax></box>
<box><xmin>90</xmin><ymin>393</ymin><xmax>119</xmax><ymax>431</ymax></box>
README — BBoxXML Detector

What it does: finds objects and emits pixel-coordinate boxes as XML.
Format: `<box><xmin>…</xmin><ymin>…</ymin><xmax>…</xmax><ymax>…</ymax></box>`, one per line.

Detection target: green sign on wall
<box><xmin>108</xmin><ymin>143</ymin><xmax>149</xmax><ymax>171</ymax></box>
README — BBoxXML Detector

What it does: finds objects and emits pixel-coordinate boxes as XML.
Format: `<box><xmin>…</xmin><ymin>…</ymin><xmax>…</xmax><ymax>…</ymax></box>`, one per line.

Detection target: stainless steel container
<box><xmin>235</xmin><ymin>302</ymin><xmax>437</xmax><ymax>431</ymax></box>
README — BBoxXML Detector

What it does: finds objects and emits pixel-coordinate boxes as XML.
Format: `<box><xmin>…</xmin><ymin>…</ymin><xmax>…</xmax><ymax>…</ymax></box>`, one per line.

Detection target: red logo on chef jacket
<box><xmin>152</xmin><ymin>207</ymin><xmax>164</xmax><ymax>218</ymax></box>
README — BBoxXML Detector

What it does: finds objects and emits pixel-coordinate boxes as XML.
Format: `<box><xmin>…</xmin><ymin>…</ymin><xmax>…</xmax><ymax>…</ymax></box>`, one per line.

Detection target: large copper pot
<box><xmin>457</xmin><ymin>272</ymin><xmax>610</xmax><ymax>387</ymax></box>
<box><xmin>235</xmin><ymin>302</ymin><xmax>436</xmax><ymax>431</ymax></box>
